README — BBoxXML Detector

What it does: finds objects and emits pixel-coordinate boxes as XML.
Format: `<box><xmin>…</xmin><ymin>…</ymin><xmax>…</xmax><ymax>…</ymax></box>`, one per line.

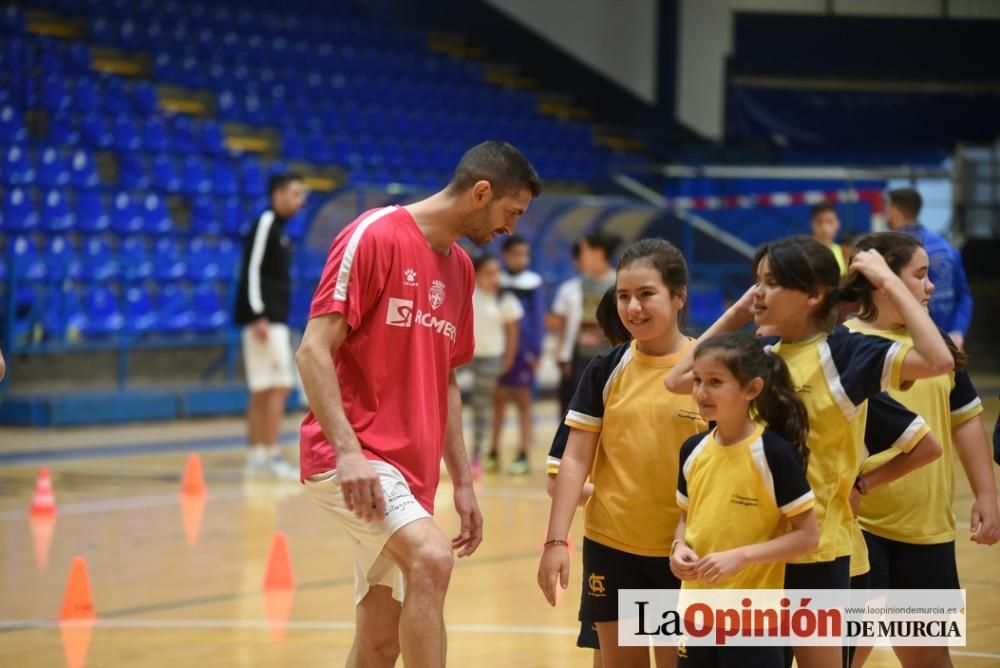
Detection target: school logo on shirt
<box><xmin>730</xmin><ymin>494</ymin><xmax>759</xmax><ymax>507</ymax></box>
<box><xmin>403</xmin><ymin>268</ymin><xmax>419</xmax><ymax>287</ymax></box>
<box><xmin>386</xmin><ymin>297</ymin><xmax>415</xmax><ymax>327</ymax></box>
<box><xmin>429</xmin><ymin>280</ymin><xmax>446</xmax><ymax>310</ymax></box>
<box><xmin>677</xmin><ymin>409</ymin><xmax>703</xmax><ymax>422</ymax></box>
<box><xmin>587</xmin><ymin>572</ymin><xmax>607</xmax><ymax>597</ymax></box>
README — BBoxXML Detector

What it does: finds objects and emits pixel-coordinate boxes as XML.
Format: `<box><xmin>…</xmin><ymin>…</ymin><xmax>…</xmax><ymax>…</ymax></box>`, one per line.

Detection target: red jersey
<box><xmin>300</xmin><ymin>206</ymin><xmax>475</xmax><ymax>513</ymax></box>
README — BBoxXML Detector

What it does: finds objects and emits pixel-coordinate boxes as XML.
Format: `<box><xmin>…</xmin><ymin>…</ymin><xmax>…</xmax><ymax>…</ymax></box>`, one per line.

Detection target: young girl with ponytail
<box><xmin>842</xmin><ymin>231</ymin><xmax>999</xmax><ymax>668</ymax></box>
<box><xmin>671</xmin><ymin>332</ymin><xmax>819</xmax><ymax>667</ymax></box>
<box><xmin>665</xmin><ymin>236</ymin><xmax>947</xmax><ymax>668</ymax></box>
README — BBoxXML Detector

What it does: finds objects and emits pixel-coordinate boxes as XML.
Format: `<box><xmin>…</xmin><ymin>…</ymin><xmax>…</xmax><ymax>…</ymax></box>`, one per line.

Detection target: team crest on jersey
<box><xmin>429</xmin><ymin>280</ymin><xmax>446</xmax><ymax>310</ymax></box>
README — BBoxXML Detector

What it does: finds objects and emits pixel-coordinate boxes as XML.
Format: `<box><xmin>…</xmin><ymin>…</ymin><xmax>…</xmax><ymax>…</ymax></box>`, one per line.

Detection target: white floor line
<box><xmin>0</xmin><ymin>487</ymin><xmax>273</xmax><ymax>521</ymax></box>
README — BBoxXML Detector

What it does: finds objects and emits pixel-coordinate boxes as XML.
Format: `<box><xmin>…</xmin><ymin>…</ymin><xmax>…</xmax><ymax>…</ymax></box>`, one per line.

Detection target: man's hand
<box><xmin>253</xmin><ymin>318</ymin><xmax>270</xmax><ymax>342</ymax></box>
<box><xmin>336</xmin><ymin>451</ymin><xmax>385</xmax><ymax>522</ymax></box>
<box><xmin>452</xmin><ymin>484</ymin><xmax>483</xmax><ymax>558</ymax></box>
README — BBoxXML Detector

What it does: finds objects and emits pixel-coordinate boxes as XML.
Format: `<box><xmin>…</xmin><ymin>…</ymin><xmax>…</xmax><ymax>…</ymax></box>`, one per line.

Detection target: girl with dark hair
<box><xmin>672</xmin><ymin>332</ymin><xmax>818</xmax><ymax>667</ymax></box>
<box><xmin>539</xmin><ymin>238</ymin><xmax>706</xmax><ymax>668</ymax></box>
<box><xmin>842</xmin><ymin>231</ymin><xmax>999</xmax><ymax>668</ymax></box>
<box><xmin>666</xmin><ymin>235</ymin><xmax>949</xmax><ymax>668</ymax></box>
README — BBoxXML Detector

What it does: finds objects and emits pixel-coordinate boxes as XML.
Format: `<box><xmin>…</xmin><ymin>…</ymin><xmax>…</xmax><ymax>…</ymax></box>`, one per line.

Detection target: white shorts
<box><xmin>304</xmin><ymin>460</ymin><xmax>431</xmax><ymax>605</ymax></box>
<box><xmin>242</xmin><ymin>322</ymin><xmax>295</xmax><ymax>392</ymax></box>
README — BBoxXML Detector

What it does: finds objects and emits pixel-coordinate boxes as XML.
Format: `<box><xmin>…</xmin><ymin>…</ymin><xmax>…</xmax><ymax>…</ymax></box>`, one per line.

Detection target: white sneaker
<box><xmin>267</xmin><ymin>455</ymin><xmax>300</xmax><ymax>481</ymax></box>
<box><xmin>244</xmin><ymin>449</ymin><xmax>271</xmax><ymax>478</ymax></box>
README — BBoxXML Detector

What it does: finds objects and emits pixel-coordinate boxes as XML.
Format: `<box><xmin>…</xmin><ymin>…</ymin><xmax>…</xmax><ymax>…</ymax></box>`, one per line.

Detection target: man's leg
<box><xmin>381</xmin><ymin>517</ymin><xmax>454</xmax><ymax>668</ymax></box>
<box><xmin>488</xmin><ymin>386</ymin><xmax>510</xmax><ymax>464</ymax></box>
<box><xmin>348</xmin><ymin>584</ymin><xmax>401</xmax><ymax>668</ymax></box>
<box><xmin>262</xmin><ymin>386</ymin><xmax>291</xmax><ymax>447</ymax></box>
<box><xmin>244</xmin><ymin>390</ymin><xmax>270</xmax><ymax>475</ymax></box>
<box><xmin>514</xmin><ymin>387</ymin><xmax>533</xmax><ymax>456</ymax></box>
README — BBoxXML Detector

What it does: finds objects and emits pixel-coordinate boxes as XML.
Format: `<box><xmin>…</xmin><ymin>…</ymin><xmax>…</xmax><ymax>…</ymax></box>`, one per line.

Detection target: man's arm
<box><xmin>950</xmin><ymin>246</ymin><xmax>973</xmax><ymax>342</ymax></box>
<box><xmin>444</xmin><ymin>370</ymin><xmax>483</xmax><ymax>557</ymax></box>
<box><xmin>295</xmin><ymin>312</ymin><xmax>385</xmax><ymax>521</ymax></box>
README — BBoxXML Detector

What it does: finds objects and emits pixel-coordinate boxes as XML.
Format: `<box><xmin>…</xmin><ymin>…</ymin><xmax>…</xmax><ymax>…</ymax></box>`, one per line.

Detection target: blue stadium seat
<box><xmin>82</xmin><ymin>114</ymin><xmax>113</xmax><ymax>149</ymax></box>
<box><xmin>1</xmin><ymin>187</ymin><xmax>38</xmax><ymax>232</ymax></box>
<box><xmin>112</xmin><ymin>114</ymin><xmax>142</xmax><ymax>151</ymax></box>
<box><xmin>141</xmin><ymin>192</ymin><xmax>173</xmax><ymax>235</ymax></box>
<box><xmin>80</xmin><ymin>236</ymin><xmax>119</xmax><ymax>281</ymax></box>
<box><xmin>168</xmin><ymin>114</ymin><xmax>199</xmax><ymax>154</ymax></box>
<box><xmin>10</xmin><ymin>235</ymin><xmax>46</xmax><ymax>281</ymax></box>
<box><xmin>199</xmin><ymin>120</ymin><xmax>225</xmax><ymax>155</ymax></box>
<box><xmin>45</xmin><ymin>235</ymin><xmax>82</xmax><ymax>281</ymax></box>
<box><xmin>181</xmin><ymin>155</ymin><xmax>211</xmax><ymax>194</ymax></box>
<box><xmin>143</xmin><ymin>117</ymin><xmax>171</xmax><ymax>153</ymax></box>
<box><xmin>151</xmin><ymin>154</ymin><xmax>180</xmax><ymax>193</ymax></box>
<box><xmin>190</xmin><ymin>195</ymin><xmax>220</xmax><ymax>235</ymax></box>
<box><xmin>76</xmin><ymin>191</ymin><xmax>110</xmax><ymax>234</ymax></box>
<box><xmin>157</xmin><ymin>284</ymin><xmax>194</xmax><ymax>334</ymax></box>
<box><xmin>154</xmin><ymin>237</ymin><xmax>186</xmax><ymax>280</ymax></box>
<box><xmin>185</xmin><ymin>237</ymin><xmax>222</xmax><ymax>281</ymax></box>
<box><xmin>41</xmin><ymin>74</ymin><xmax>71</xmax><ymax>113</ymax></box>
<box><xmin>240</xmin><ymin>157</ymin><xmax>267</xmax><ymax>197</ymax></box>
<box><xmin>111</xmin><ymin>192</ymin><xmax>144</xmax><ymax>235</ymax></box>
<box><xmin>2</xmin><ymin>145</ymin><xmax>34</xmax><ymax>185</ymax></box>
<box><xmin>220</xmin><ymin>196</ymin><xmax>243</xmax><ymax>237</ymax></box>
<box><xmin>72</xmin><ymin>77</ymin><xmax>101</xmax><ymax>116</ymax></box>
<box><xmin>211</xmin><ymin>160</ymin><xmax>238</xmax><ymax>196</ymax></box>
<box><xmin>125</xmin><ymin>285</ymin><xmax>157</xmax><ymax>335</ymax></box>
<box><xmin>192</xmin><ymin>283</ymin><xmax>228</xmax><ymax>331</ymax></box>
<box><xmin>37</xmin><ymin>146</ymin><xmax>71</xmax><ymax>188</ymax></box>
<box><xmin>131</xmin><ymin>82</ymin><xmax>158</xmax><ymax>116</ymax></box>
<box><xmin>68</xmin><ymin>149</ymin><xmax>100</xmax><ymax>189</ymax></box>
<box><xmin>41</xmin><ymin>189</ymin><xmax>76</xmax><ymax>232</ymax></box>
<box><xmin>48</xmin><ymin>111</ymin><xmax>80</xmax><ymax>145</ymax></box>
<box><xmin>81</xmin><ymin>285</ymin><xmax>125</xmax><ymax>338</ymax></box>
<box><xmin>120</xmin><ymin>236</ymin><xmax>154</xmax><ymax>280</ymax></box>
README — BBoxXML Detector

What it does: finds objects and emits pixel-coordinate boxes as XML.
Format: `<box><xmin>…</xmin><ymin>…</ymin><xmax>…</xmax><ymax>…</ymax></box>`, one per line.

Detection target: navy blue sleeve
<box><xmin>676</xmin><ymin>433</ymin><xmax>706</xmax><ymax>508</ymax></box>
<box><xmin>761</xmin><ymin>431</ymin><xmax>814</xmax><ymax>515</ymax></box>
<box><xmin>993</xmin><ymin>405</ymin><xmax>1000</xmax><ymax>466</ymax></box>
<box><xmin>546</xmin><ymin>422</ymin><xmax>570</xmax><ymax>474</ymax></box>
<box><xmin>949</xmin><ymin>369</ymin><xmax>981</xmax><ymax>423</ymax></box>
<box><xmin>827</xmin><ymin>327</ymin><xmax>909</xmax><ymax>406</ymax></box>
<box><xmin>565</xmin><ymin>344</ymin><xmax>628</xmax><ymax>432</ymax></box>
<box><xmin>865</xmin><ymin>393</ymin><xmax>928</xmax><ymax>456</ymax></box>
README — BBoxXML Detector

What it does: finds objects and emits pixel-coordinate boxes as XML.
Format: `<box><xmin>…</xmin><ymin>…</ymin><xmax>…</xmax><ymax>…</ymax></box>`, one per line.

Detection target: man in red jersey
<box><xmin>296</xmin><ymin>141</ymin><xmax>540</xmax><ymax>668</ymax></box>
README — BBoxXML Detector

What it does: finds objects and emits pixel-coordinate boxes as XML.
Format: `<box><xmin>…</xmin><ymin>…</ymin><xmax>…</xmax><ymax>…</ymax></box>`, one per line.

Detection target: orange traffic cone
<box><xmin>264</xmin><ymin>590</ymin><xmax>295</xmax><ymax>643</ymax></box>
<box><xmin>59</xmin><ymin>557</ymin><xmax>96</xmax><ymax>668</ymax></box>
<box><xmin>60</xmin><ymin>556</ymin><xmax>96</xmax><ymax>621</ymax></box>
<box><xmin>30</xmin><ymin>467</ymin><xmax>57</xmax><ymax>516</ymax></box>
<box><xmin>180</xmin><ymin>453</ymin><xmax>206</xmax><ymax>497</ymax></box>
<box><xmin>263</xmin><ymin>531</ymin><xmax>295</xmax><ymax>591</ymax></box>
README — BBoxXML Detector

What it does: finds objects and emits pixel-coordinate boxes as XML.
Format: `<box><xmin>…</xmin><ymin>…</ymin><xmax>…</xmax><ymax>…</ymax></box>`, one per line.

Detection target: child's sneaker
<box><xmin>506</xmin><ymin>454</ymin><xmax>529</xmax><ymax>476</ymax></box>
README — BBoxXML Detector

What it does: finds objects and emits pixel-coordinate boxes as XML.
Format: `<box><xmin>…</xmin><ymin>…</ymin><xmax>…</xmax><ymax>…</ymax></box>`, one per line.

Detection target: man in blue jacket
<box><xmin>886</xmin><ymin>187</ymin><xmax>973</xmax><ymax>348</ymax></box>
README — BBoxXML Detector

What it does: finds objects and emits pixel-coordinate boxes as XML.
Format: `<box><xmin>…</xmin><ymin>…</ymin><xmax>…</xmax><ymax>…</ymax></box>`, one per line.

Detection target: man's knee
<box><xmin>405</xmin><ymin>542</ymin><xmax>454</xmax><ymax>590</ymax></box>
<box><xmin>356</xmin><ymin>635</ymin><xmax>400</xmax><ymax>666</ymax></box>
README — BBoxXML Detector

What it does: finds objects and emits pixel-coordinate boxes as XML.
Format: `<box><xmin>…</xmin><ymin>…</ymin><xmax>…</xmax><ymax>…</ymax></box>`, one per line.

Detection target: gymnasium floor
<box><xmin>1</xmin><ymin>397</ymin><xmax>998</xmax><ymax>667</ymax></box>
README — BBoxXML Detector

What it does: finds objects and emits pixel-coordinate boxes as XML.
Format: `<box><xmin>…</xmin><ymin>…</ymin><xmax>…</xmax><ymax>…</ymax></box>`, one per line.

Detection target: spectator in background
<box><xmin>567</xmin><ymin>231</ymin><xmax>620</xmax><ymax>395</ymax></box>
<box><xmin>235</xmin><ymin>173</ymin><xmax>308</xmax><ymax>479</ymax></box>
<box><xmin>489</xmin><ymin>235</ymin><xmax>545</xmax><ymax>475</ymax></box>
<box><xmin>550</xmin><ymin>241</ymin><xmax>583</xmax><ymax>418</ymax></box>
<box><xmin>810</xmin><ymin>202</ymin><xmax>848</xmax><ymax>276</ymax></box>
<box><xmin>469</xmin><ymin>253</ymin><xmax>523</xmax><ymax>478</ymax></box>
<box><xmin>886</xmin><ymin>187</ymin><xmax>973</xmax><ymax>348</ymax></box>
